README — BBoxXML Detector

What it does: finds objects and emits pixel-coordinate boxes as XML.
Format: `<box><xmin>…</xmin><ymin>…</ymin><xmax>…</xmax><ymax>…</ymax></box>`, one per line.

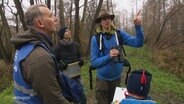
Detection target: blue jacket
<box><xmin>120</xmin><ymin>96</ymin><xmax>156</xmax><ymax>104</ymax></box>
<box><xmin>90</xmin><ymin>26</ymin><xmax>144</xmax><ymax>81</ymax></box>
<box><xmin>13</xmin><ymin>43</ymin><xmax>43</xmax><ymax>104</ymax></box>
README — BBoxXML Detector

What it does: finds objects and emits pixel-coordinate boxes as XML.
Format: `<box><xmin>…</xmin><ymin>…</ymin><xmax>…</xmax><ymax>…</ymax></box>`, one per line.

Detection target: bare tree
<box><xmin>0</xmin><ymin>4</ymin><xmax>13</xmax><ymax>63</ymax></box>
<box><xmin>13</xmin><ymin>0</ymin><xmax>27</xmax><ymax>30</ymax></box>
<box><xmin>59</xmin><ymin>0</ymin><xmax>65</xmax><ymax>27</ymax></box>
<box><xmin>46</xmin><ymin>0</ymin><xmax>51</xmax><ymax>9</ymax></box>
<box><xmin>54</xmin><ymin>0</ymin><xmax>57</xmax><ymax>16</ymax></box>
<box><xmin>69</xmin><ymin>0</ymin><xmax>73</xmax><ymax>29</ymax></box>
<box><xmin>142</xmin><ymin>0</ymin><xmax>184</xmax><ymax>76</ymax></box>
<box><xmin>106</xmin><ymin>0</ymin><xmax>109</xmax><ymax>11</ymax></box>
<box><xmin>5</xmin><ymin>1</ymin><xmax>19</xmax><ymax>32</ymax></box>
<box><xmin>74</xmin><ymin>0</ymin><xmax>81</xmax><ymax>45</ymax></box>
<box><xmin>30</xmin><ymin>0</ymin><xmax>34</xmax><ymax>5</ymax></box>
<box><xmin>85</xmin><ymin>0</ymin><xmax>104</xmax><ymax>56</ymax></box>
<box><xmin>79</xmin><ymin>0</ymin><xmax>88</xmax><ymax>54</ymax></box>
<box><xmin>81</xmin><ymin>0</ymin><xmax>88</xmax><ymax>29</ymax></box>
<box><xmin>153</xmin><ymin>4</ymin><xmax>184</xmax><ymax>49</ymax></box>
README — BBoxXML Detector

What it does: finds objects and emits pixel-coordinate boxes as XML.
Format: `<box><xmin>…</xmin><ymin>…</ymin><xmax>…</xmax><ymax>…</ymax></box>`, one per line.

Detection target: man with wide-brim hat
<box><xmin>95</xmin><ymin>9</ymin><xmax>115</xmax><ymax>23</ymax></box>
<box><xmin>90</xmin><ymin>8</ymin><xmax>144</xmax><ymax>104</ymax></box>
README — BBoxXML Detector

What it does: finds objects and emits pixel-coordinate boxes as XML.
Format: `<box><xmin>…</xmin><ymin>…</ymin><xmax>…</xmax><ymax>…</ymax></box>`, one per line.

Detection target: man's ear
<box><xmin>35</xmin><ymin>18</ymin><xmax>44</xmax><ymax>28</ymax></box>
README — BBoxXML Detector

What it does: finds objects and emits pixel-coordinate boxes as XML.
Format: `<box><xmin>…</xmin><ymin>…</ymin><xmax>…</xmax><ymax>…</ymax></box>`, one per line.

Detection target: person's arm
<box><xmin>120</xmin><ymin>25</ymin><xmax>144</xmax><ymax>47</ymax></box>
<box><xmin>120</xmin><ymin>11</ymin><xmax>144</xmax><ymax>47</ymax></box>
<box><xmin>90</xmin><ymin>36</ymin><xmax>112</xmax><ymax>68</ymax></box>
<box><xmin>24</xmin><ymin>47</ymin><xmax>70</xmax><ymax>104</ymax></box>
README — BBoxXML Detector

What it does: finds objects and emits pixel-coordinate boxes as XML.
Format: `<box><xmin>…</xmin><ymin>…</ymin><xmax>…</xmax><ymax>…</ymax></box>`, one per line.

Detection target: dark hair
<box><xmin>57</xmin><ymin>27</ymin><xmax>68</xmax><ymax>39</ymax></box>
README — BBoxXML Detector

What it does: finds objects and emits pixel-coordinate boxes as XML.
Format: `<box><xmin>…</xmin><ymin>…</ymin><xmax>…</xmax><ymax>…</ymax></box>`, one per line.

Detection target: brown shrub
<box><xmin>0</xmin><ymin>60</ymin><xmax>13</xmax><ymax>92</ymax></box>
<box><xmin>152</xmin><ymin>46</ymin><xmax>184</xmax><ymax>79</ymax></box>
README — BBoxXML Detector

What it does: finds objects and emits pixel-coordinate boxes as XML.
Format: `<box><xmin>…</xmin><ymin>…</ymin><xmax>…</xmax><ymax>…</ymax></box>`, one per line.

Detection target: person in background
<box><xmin>90</xmin><ymin>8</ymin><xmax>144</xmax><ymax>104</ymax></box>
<box><xmin>11</xmin><ymin>4</ymin><xmax>70</xmax><ymax>104</ymax></box>
<box><xmin>115</xmin><ymin>69</ymin><xmax>156</xmax><ymax>104</ymax></box>
<box><xmin>54</xmin><ymin>27</ymin><xmax>87</xmax><ymax>104</ymax></box>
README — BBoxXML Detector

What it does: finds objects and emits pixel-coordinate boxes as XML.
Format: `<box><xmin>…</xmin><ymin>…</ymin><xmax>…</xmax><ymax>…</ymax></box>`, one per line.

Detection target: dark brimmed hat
<box><xmin>95</xmin><ymin>9</ymin><xmax>115</xmax><ymax>23</ymax></box>
<box><xmin>127</xmin><ymin>69</ymin><xmax>152</xmax><ymax>97</ymax></box>
<box><xmin>57</xmin><ymin>27</ymin><xmax>68</xmax><ymax>39</ymax></box>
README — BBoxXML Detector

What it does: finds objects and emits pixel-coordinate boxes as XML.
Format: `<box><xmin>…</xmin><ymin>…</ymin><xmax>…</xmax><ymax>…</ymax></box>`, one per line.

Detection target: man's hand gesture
<box><xmin>134</xmin><ymin>10</ymin><xmax>141</xmax><ymax>26</ymax></box>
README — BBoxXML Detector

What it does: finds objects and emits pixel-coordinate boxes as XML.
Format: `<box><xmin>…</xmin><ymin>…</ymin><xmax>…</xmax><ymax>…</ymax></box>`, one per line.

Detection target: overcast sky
<box><xmin>4</xmin><ymin>0</ymin><xmax>144</xmax><ymax>26</ymax></box>
<box><xmin>4</xmin><ymin>0</ymin><xmax>144</xmax><ymax>16</ymax></box>
<box><xmin>115</xmin><ymin>0</ymin><xmax>144</xmax><ymax>13</ymax></box>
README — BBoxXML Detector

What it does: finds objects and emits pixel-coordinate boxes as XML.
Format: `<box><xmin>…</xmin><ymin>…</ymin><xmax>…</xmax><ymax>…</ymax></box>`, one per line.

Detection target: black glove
<box><xmin>78</xmin><ymin>59</ymin><xmax>84</xmax><ymax>66</ymax></box>
<box><xmin>58</xmin><ymin>62</ymin><xmax>68</xmax><ymax>70</ymax></box>
<box><xmin>62</xmin><ymin>63</ymin><xmax>68</xmax><ymax>70</ymax></box>
<box><xmin>90</xmin><ymin>65</ymin><xmax>96</xmax><ymax>70</ymax></box>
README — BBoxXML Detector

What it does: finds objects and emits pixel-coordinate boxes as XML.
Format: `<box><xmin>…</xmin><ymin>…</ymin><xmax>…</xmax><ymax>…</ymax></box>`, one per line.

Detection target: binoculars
<box><xmin>112</xmin><ymin>46</ymin><xmax>124</xmax><ymax>63</ymax></box>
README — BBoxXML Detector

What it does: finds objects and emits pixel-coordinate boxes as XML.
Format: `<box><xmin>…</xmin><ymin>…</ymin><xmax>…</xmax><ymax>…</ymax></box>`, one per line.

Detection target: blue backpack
<box><xmin>40</xmin><ymin>43</ymin><xmax>83</xmax><ymax>103</ymax></box>
<box><xmin>57</xmin><ymin>71</ymin><xmax>83</xmax><ymax>103</ymax></box>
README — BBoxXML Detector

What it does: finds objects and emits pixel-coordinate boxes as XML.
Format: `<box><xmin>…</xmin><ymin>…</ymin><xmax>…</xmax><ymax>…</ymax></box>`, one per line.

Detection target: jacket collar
<box><xmin>96</xmin><ymin>24</ymin><xmax>116</xmax><ymax>35</ymax></box>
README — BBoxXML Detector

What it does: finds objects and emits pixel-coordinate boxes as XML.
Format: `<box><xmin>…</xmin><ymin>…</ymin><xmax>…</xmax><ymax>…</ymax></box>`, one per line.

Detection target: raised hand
<box><xmin>134</xmin><ymin>10</ymin><xmax>141</xmax><ymax>26</ymax></box>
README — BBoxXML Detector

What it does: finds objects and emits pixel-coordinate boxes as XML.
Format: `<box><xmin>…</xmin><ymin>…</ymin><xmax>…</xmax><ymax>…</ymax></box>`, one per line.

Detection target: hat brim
<box><xmin>95</xmin><ymin>15</ymin><xmax>115</xmax><ymax>23</ymax></box>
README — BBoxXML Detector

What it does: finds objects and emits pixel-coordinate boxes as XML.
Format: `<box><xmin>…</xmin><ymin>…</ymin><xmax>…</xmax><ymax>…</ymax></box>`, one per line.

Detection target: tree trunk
<box><xmin>80</xmin><ymin>0</ymin><xmax>88</xmax><ymax>54</ymax></box>
<box><xmin>110</xmin><ymin>0</ymin><xmax>114</xmax><ymax>13</ymax></box>
<box><xmin>81</xmin><ymin>0</ymin><xmax>88</xmax><ymax>27</ymax></box>
<box><xmin>106</xmin><ymin>0</ymin><xmax>109</xmax><ymax>11</ymax></box>
<box><xmin>74</xmin><ymin>0</ymin><xmax>81</xmax><ymax>45</ymax></box>
<box><xmin>15</xmin><ymin>14</ymin><xmax>19</xmax><ymax>33</ymax></box>
<box><xmin>46</xmin><ymin>0</ymin><xmax>51</xmax><ymax>9</ymax></box>
<box><xmin>30</xmin><ymin>0</ymin><xmax>34</xmax><ymax>5</ymax></box>
<box><xmin>154</xmin><ymin>4</ymin><xmax>184</xmax><ymax>48</ymax></box>
<box><xmin>54</xmin><ymin>0</ymin><xmax>57</xmax><ymax>16</ymax></box>
<box><xmin>69</xmin><ymin>0</ymin><xmax>73</xmax><ymax>29</ymax></box>
<box><xmin>13</xmin><ymin>0</ymin><xmax>28</xmax><ymax>30</ymax></box>
<box><xmin>0</xmin><ymin>4</ymin><xmax>13</xmax><ymax>63</ymax></box>
<box><xmin>85</xmin><ymin>0</ymin><xmax>104</xmax><ymax>56</ymax></box>
<box><xmin>59</xmin><ymin>0</ymin><xmax>65</xmax><ymax>27</ymax></box>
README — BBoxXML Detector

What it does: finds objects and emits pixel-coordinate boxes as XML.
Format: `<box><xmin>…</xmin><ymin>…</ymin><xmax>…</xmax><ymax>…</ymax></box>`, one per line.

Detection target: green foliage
<box><xmin>124</xmin><ymin>46</ymin><xmax>184</xmax><ymax>104</ymax></box>
<box><xmin>0</xmin><ymin>84</ymin><xmax>14</xmax><ymax>104</ymax></box>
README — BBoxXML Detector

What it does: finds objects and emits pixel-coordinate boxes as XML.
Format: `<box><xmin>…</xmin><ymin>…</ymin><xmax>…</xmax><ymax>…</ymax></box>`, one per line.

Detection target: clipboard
<box><xmin>63</xmin><ymin>61</ymin><xmax>80</xmax><ymax>78</ymax></box>
<box><xmin>112</xmin><ymin>87</ymin><xmax>127</xmax><ymax>103</ymax></box>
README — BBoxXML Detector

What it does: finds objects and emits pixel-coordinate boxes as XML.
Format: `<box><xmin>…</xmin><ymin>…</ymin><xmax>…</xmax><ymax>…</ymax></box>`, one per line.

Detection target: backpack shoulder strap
<box><xmin>116</xmin><ymin>29</ymin><xmax>127</xmax><ymax>56</ymax></box>
<box><xmin>95</xmin><ymin>33</ymin><xmax>103</xmax><ymax>51</ymax></box>
<box><xmin>89</xmin><ymin>66</ymin><xmax>96</xmax><ymax>90</ymax></box>
<box><xmin>116</xmin><ymin>29</ymin><xmax>123</xmax><ymax>45</ymax></box>
<box><xmin>95</xmin><ymin>30</ymin><xmax>126</xmax><ymax>56</ymax></box>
